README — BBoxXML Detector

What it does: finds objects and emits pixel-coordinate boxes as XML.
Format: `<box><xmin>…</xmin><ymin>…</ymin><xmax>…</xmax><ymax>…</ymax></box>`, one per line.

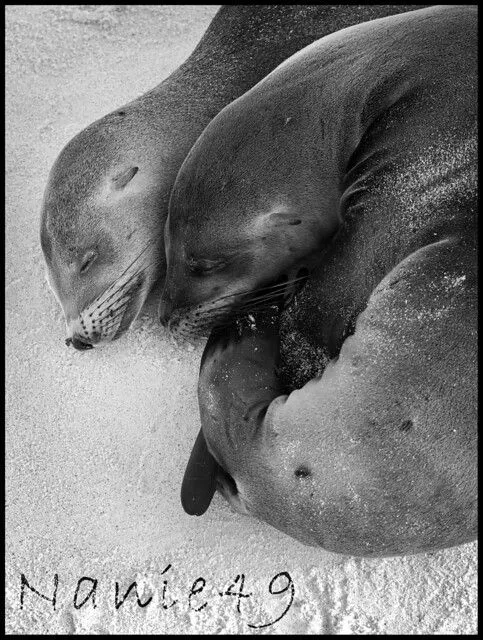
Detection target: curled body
<box><xmin>164</xmin><ymin>6</ymin><xmax>478</xmax><ymax>555</ymax></box>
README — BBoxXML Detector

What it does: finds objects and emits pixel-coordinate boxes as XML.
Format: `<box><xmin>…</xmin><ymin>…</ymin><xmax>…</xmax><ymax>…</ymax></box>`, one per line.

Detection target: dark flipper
<box><xmin>181</xmin><ymin>428</ymin><xmax>219</xmax><ymax>516</ymax></box>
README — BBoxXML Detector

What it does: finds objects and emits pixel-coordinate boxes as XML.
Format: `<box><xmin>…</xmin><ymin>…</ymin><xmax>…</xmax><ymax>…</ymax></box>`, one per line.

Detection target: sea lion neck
<box><xmin>147</xmin><ymin>5</ymin><xmax>430</xmax><ymax>132</ymax></box>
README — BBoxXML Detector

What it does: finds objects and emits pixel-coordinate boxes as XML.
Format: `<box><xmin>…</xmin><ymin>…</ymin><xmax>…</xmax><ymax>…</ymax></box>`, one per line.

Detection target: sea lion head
<box><xmin>40</xmin><ymin>122</ymin><xmax>164</xmax><ymax>350</ymax></box>
<box><xmin>159</xmin><ymin>132</ymin><xmax>317</xmax><ymax>339</ymax></box>
<box><xmin>158</xmin><ymin>98</ymin><xmax>336</xmax><ymax>339</ymax></box>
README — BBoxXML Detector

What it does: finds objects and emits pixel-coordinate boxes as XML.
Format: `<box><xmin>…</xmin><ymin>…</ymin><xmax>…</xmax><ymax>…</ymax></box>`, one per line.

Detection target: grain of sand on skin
<box><xmin>5</xmin><ymin>4</ymin><xmax>477</xmax><ymax>634</ymax></box>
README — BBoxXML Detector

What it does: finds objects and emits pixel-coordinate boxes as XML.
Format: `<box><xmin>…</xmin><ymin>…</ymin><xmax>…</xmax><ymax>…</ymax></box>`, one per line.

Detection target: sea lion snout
<box><xmin>67</xmin><ymin>335</ymin><xmax>94</xmax><ymax>351</ymax></box>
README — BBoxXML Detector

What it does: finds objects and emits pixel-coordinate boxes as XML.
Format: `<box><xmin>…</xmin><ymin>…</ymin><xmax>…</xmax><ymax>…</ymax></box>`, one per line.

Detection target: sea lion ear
<box><xmin>256</xmin><ymin>208</ymin><xmax>302</xmax><ymax>230</ymax></box>
<box><xmin>112</xmin><ymin>166</ymin><xmax>139</xmax><ymax>190</ymax></box>
<box><xmin>269</xmin><ymin>211</ymin><xmax>302</xmax><ymax>226</ymax></box>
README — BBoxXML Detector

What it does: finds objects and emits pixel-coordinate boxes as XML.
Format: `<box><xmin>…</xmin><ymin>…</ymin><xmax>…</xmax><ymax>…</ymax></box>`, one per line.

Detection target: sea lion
<box><xmin>162</xmin><ymin>6</ymin><xmax>478</xmax><ymax>555</ymax></box>
<box><xmin>39</xmin><ymin>5</ymin><xmax>427</xmax><ymax>350</ymax></box>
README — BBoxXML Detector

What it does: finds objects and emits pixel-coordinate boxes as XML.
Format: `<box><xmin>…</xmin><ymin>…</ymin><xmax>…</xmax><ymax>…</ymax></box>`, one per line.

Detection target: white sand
<box><xmin>5</xmin><ymin>5</ymin><xmax>477</xmax><ymax>634</ymax></box>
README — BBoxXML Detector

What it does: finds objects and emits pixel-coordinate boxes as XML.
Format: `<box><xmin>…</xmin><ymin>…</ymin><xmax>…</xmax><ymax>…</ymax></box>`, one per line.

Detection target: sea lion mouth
<box><xmin>166</xmin><ymin>270</ymin><xmax>310</xmax><ymax>340</ymax></box>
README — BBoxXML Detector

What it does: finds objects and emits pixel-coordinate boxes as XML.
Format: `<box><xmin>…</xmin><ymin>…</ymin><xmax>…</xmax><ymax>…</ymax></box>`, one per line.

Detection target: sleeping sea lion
<box><xmin>162</xmin><ymin>6</ymin><xmax>477</xmax><ymax>555</ymax></box>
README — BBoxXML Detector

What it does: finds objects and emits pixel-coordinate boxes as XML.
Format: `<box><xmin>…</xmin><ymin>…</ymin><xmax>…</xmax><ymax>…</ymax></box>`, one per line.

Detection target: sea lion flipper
<box><xmin>180</xmin><ymin>429</ymin><xmax>219</xmax><ymax>516</ymax></box>
<box><xmin>198</xmin><ymin>237</ymin><xmax>477</xmax><ymax>553</ymax></box>
<box><xmin>185</xmin><ymin>310</ymin><xmax>284</xmax><ymax>517</ymax></box>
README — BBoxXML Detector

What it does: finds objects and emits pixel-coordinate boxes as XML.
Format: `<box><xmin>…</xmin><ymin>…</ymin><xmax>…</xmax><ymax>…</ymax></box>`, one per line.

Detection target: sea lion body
<box><xmin>164</xmin><ymin>6</ymin><xmax>478</xmax><ymax>554</ymax></box>
<box><xmin>39</xmin><ymin>5</ymin><xmax>426</xmax><ymax>349</ymax></box>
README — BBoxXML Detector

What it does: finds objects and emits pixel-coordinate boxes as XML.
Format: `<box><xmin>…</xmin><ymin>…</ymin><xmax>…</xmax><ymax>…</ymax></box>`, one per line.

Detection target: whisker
<box><xmin>179</xmin><ymin>273</ymin><xmax>309</xmax><ymax>335</ymax></box>
<box><xmin>97</xmin><ymin>299</ymin><xmax>130</xmax><ymax>322</ymax></box>
<box><xmin>93</xmin><ymin>262</ymin><xmax>147</xmax><ymax>310</ymax></box>
<box><xmin>203</xmin><ymin>273</ymin><xmax>308</xmax><ymax>308</ymax></box>
<box><xmin>94</xmin><ymin>292</ymin><xmax>130</xmax><ymax>317</ymax></box>
<box><xmin>246</xmin><ymin>274</ymin><xmax>308</xmax><ymax>297</ymax></box>
<box><xmin>97</xmin><ymin>321</ymin><xmax>125</xmax><ymax>337</ymax></box>
<box><xmin>96</xmin><ymin>303</ymin><xmax>130</xmax><ymax>328</ymax></box>
<box><xmin>89</xmin><ymin>253</ymin><xmax>159</xmax><ymax>317</ymax></box>
<box><xmin>99</xmin><ymin>313</ymin><xmax>127</xmax><ymax>329</ymax></box>
<box><xmin>86</xmin><ymin>234</ymin><xmax>163</xmax><ymax>311</ymax></box>
<box><xmin>100</xmin><ymin>321</ymin><xmax>123</xmax><ymax>333</ymax></box>
<box><xmin>91</xmin><ymin>268</ymin><xmax>145</xmax><ymax>316</ymax></box>
<box><xmin>197</xmin><ymin>288</ymin><xmax>283</xmax><ymax>319</ymax></box>
<box><xmin>108</xmin><ymin>231</ymin><xmax>163</xmax><ymax>288</ymax></box>
<box><xmin>241</xmin><ymin>290</ymin><xmax>288</xmax><ymax>305</ymax></box>
<box><xmin>165</xmin><ymin>269</ymin><xmax>310</xmax><ymax>341</ymax></box>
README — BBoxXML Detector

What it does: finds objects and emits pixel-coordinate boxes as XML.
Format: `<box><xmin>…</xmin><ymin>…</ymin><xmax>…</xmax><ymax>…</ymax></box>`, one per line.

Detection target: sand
<box><xmin>5</xmin><ymin>5</ymin><xmax>477</xmax><ymax>634</ymax></box>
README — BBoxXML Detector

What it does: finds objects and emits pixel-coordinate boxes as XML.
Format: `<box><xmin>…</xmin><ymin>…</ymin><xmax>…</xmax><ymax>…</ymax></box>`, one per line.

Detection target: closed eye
<box><xmin>80</xmin><ymin>250</ymin><xmax>97</xmax><ymax>274</ymax></box>
<box><xmin>188</xmin><ymin>258</ymin><xmax>227</xmax><ymax>277</ymax></box>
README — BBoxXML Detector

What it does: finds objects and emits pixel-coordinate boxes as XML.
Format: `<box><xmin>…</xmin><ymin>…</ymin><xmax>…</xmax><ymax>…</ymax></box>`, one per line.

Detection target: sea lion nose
<box><xmin>66</xmin><ymin>335</ymin><xmax>94</xmax><ymax>351</ymax></box>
